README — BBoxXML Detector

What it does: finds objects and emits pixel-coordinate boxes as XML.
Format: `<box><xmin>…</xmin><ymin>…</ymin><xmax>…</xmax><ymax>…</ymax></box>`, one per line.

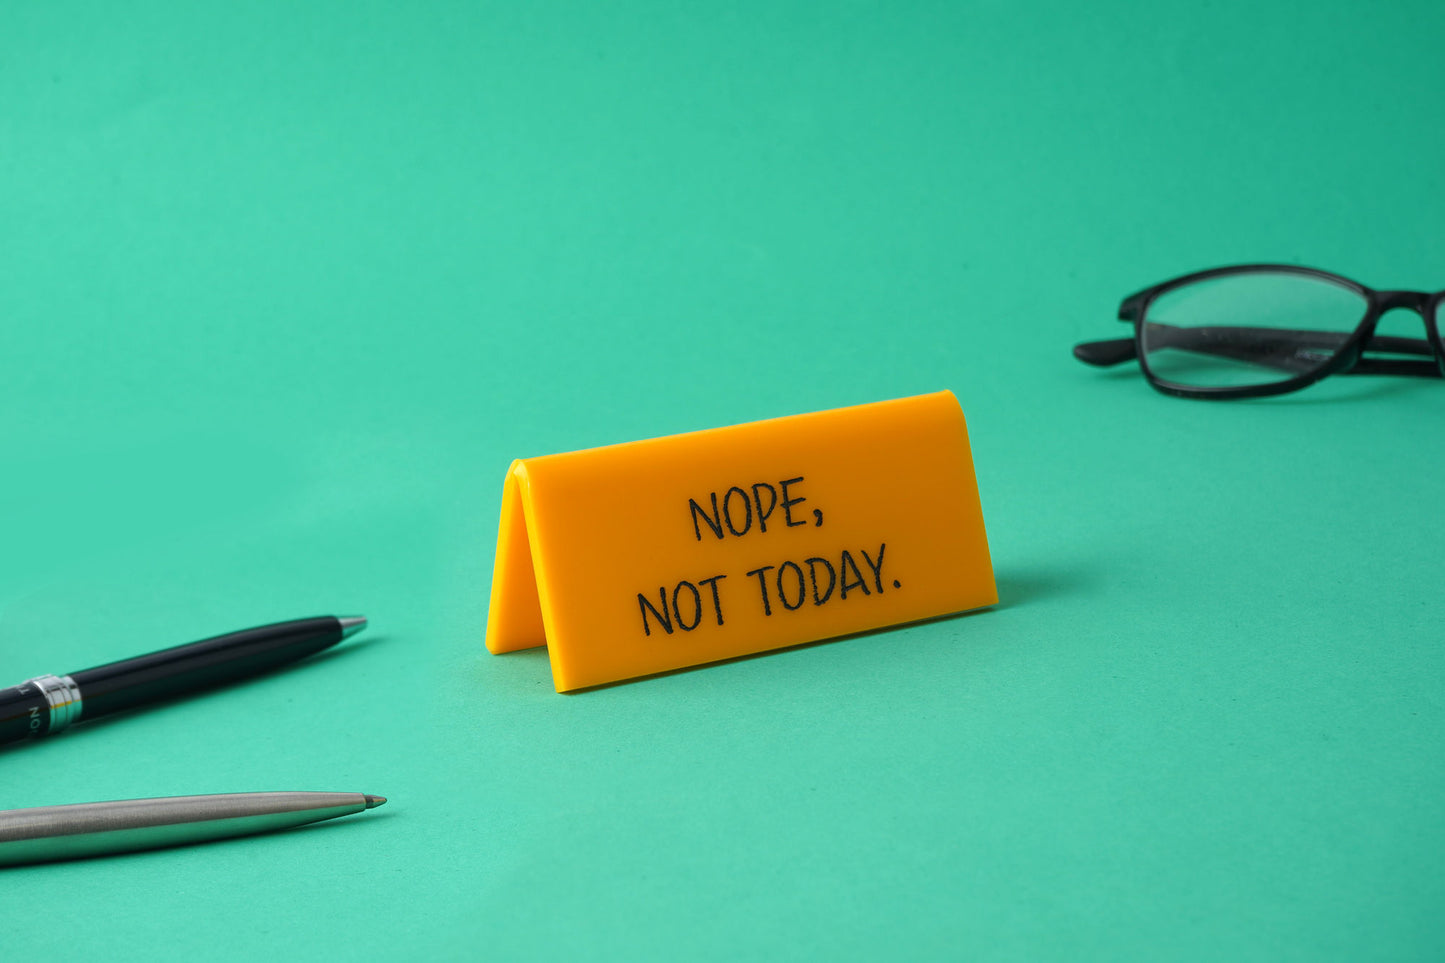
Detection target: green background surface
<box><xmin>3</xmin><ymin>1</ymin><xmax>1443</xmax><ymax>959</ymax></box>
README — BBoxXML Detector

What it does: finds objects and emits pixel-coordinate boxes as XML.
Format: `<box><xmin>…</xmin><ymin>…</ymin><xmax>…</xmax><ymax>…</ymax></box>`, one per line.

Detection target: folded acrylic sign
<box><xmin>485</xmin><ymin>391</ymin><xmax>996</xmax><ymax>691</ymax></box>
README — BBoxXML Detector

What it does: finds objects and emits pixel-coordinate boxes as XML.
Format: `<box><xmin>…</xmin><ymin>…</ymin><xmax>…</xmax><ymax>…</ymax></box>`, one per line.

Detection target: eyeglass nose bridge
<box><xmin>1336</xmin><ymin>289</ymin><xmax>1442</xmax><ymax>377</ymax></box>
<box><xmin>1371</xmin><ymin>290</ymin><xmax>1430</xmax><ymax>313</ymax></box>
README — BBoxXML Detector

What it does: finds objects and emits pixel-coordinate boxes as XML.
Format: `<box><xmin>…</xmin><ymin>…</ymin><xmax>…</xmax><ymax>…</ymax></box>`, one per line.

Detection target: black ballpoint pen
<box><xmin>0</xmin><ymin>616</ymin><xmax>366</xmax><ymax>746</ymax></box>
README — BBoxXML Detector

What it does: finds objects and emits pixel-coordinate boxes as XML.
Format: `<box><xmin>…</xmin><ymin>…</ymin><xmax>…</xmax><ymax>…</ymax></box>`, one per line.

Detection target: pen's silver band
<box><xmin>26</xmin><ymin>675</ymin><xmax>82</xmax><ymax>733</ymax></box>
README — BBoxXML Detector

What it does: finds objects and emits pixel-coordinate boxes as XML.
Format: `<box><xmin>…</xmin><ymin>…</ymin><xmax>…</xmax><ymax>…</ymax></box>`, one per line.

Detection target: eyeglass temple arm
<box><xmin>1072</xmin><ymin>338</ymin><xmax>1136</xmax><ymax>366</ymax></box>
<box><xmin>1074</xmin><ymin>328</ymin><xmax>1440</xmax><ymax>376</ymax></box>
<box><xmin>1076</xmin><ymin>326</ymin><xmax>1334</xmax><ymax>374</ymax></box>
<box><xmin>1347</xmin><ymin>335</ymin><xmax>1442</xmax><ymax>377</ymax></box>
<box><xmin>1072</xmin><ymin>332</ymin><xmax>1317</xmax><ymax>373</ymax></box>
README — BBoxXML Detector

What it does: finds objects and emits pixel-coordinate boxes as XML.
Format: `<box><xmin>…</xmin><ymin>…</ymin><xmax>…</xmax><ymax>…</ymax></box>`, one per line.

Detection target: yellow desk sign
<box><xmin>485</xmin><ymin>391</ymin><xmax>996</xmax><ymax>691</ymax></box>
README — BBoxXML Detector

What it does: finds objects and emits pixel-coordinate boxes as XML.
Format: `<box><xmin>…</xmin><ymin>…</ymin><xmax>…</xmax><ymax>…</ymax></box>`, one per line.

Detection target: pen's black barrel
<box><xmin>72</xmin><ymin>616</ymin><xmax>345</xmax><ymax>718</ymax></box>
<box><xmin>0</xmin><ymin>682</ymin><xmax>50</xmax><ymax>743</ymax></box>
<box><xmin>0</xmin><ymin>617</ymin><xmax>349</xmax><ymax>745</ymax></box>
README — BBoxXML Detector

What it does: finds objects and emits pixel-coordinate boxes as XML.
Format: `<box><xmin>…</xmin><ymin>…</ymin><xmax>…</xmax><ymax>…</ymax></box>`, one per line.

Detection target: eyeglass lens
<box><xmin>1140</xmin><ymin>272</ymin><xmax>1369</xmax><ymax>389</ymax></box>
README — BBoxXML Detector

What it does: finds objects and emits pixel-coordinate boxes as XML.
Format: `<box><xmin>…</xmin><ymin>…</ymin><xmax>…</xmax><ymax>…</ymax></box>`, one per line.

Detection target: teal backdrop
<box><xmin>3</xmin><ymin>1</ymin><xmax>1443</xmax><ymax>959</ymax></box>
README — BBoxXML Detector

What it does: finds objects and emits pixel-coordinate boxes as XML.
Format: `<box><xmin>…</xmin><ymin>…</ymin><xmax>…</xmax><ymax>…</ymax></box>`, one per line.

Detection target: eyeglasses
<box><xmin>1074</xmin><ymin>264</ymin><xmax>1445</xmax><ymax>399</ymax></box>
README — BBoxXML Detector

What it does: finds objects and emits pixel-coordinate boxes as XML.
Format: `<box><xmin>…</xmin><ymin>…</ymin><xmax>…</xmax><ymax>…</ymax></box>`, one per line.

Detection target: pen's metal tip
<box><xmin>364</xmin><ymin>795</ymin><xmax>387</xmax><ymax>809</ymax></box>
<box><xmin>338</xmin><ymin>616</ymin><xmax>368</xmax><ymax>639</ymax></box>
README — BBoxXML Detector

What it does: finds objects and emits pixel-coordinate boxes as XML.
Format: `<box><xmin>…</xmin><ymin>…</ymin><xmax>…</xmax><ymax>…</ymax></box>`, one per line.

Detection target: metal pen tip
<box><xmin>338</xmin><ymin>616</ymin><xmax>368</xmax><ymax>639</ymax></box>
<box><xmin>364</xmin><ymin>795</ymin><xmax>387</xmax><ymax>809</ymax></box>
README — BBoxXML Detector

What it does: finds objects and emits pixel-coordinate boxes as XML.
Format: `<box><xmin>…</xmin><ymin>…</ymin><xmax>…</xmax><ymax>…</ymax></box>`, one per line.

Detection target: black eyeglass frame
<box><xmin>1074</xmin><ymin>263</ymin><xmax>1445</xmax><ymax>400</ymax></box>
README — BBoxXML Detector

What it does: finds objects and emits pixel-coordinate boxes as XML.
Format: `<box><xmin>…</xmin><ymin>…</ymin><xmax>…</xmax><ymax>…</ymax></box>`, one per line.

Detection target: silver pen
<box><xmin>0</xmin><ymin>791</ymin><xmax>388</xmax><ymax>867</ymax></box>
